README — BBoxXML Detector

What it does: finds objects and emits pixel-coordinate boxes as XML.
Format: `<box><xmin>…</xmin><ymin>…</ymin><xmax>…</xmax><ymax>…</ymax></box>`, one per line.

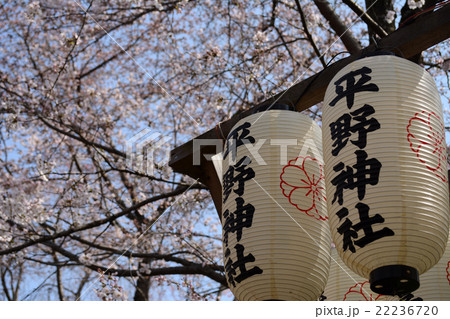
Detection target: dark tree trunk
<box><xmin>134</xmin><ymin>275</ymin><xmax>150</xmax><ymax>301</ymax></box>
<box><xmin>365</xmin><ymin>0</ymin><xmax>396</xmax><ymax>44</ymax></box>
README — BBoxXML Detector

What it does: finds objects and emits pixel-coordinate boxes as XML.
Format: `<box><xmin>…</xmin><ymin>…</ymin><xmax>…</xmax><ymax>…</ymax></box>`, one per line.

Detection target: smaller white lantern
<box><xmin>221</xmin><ymin>104</ymin><xmax>331</xmax><ymax>300</ymax></box>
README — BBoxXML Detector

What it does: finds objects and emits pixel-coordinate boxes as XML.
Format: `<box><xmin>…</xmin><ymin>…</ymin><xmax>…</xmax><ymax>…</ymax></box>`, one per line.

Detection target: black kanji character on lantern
<box><xmin>222</xmin><ymin>156</ymin><xmax>255</xmax><ymax>204</ymax></box>
<box><xmin>352</xmin><ymin>150</ymin><xmax>381</xmax><ymax>201</ymax></box>
<box><xmin>329</xmin><ymin>104</ymin><xmax>381</xmax><ymax>156</ymax></box>
<box><xmin>222</xmin><ymin>197</ymin><xmax>255</xmax><ymax>245</ymax></box>
<box><xmin>329</xmin><ymin>67</ymin><xmax>379</xmax><ymax>109</ymax></box>
<box><xmin>329</xmin><ymin>112</ymin><xmax>351</xmax><ymax>156</ymax></box>
<box><xmin>331</xmin><ymin>162</ymin><xmax>353</xmax><ymax>205</ymax></box>
<box><xmin>349</xmin><ymin>104</ymin><xmax>380</xmax><ymax>149</ymax></box>
<box><xmin>223</xmin><ymin>122</ymin><xmax>255</xmax><ymax>161</ymax></box>
<box><xmin>331</xmin><ymin>150</ymin><xmax>382</xmax><ymax>205</ymax></box>
<box><xmin>337</xmin><ymin>203</ymin><xmax>395</xmax><ymax>253</ymax></box>
<box><xmin>224</xmin><ymin>244</ymin><xmax>263</xmax><ymax>287</ymax></box>
<box><xmin>336</xmin><ymin>207</ymin><xmax>358</xmax><ymax>253</ymax></box>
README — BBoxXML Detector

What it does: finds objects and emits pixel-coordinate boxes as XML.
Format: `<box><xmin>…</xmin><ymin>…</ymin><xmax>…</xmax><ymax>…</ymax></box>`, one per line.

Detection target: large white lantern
<box><xmin>322</xmin><ymin>54</ymin><xmax>449</xmax><ymax>296</ymax></box>
<box><xmin>221</xmin><ymin>105</ymin><xmax>331</xmax><ymax>300</ymax></box>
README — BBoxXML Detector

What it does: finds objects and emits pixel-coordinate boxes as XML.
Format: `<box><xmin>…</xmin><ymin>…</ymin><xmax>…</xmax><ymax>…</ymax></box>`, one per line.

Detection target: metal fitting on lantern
<box><xmin>370</xmin><ymin>265</ymin><xmax>419</xmax><ymax>296</ymax></box>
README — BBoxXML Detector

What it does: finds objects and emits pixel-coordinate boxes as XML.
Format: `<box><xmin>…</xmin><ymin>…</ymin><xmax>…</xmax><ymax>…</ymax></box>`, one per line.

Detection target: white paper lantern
<box><xmin>322</xmin><ymin>54</ymin><xmax>449</xmax><ymax>296</ymax></box>
<box><xmin>221</xmin><ymin>107</ymin><xmax>331</xmax><ymax>300</ymax></box>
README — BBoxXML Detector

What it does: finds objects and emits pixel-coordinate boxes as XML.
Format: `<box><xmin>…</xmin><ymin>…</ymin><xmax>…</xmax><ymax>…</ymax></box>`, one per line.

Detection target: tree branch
<box><xmin>294</xmin><ymin>0</ymin><xmax>327</xmax><ymax>68</ymax></box>
<box><xmin>44</xmin><ymin>242</ymin><xmax>227</xmax><ymax>286</ymax></box>
<box><xmin>78</xmin><ymin>38</ymin><xmax>140</xmax><ymax>79</ymax></box>
<box><xmin>1</xmin><ymin>269</ymin><xmax>12</xmax><ymax>301</ymax></box>
<box><xmin>0</xmin><ymin>184</ymin><xmax>202</xmax><ymax>256</ymax></box>
<box><xmin>70</xmin><ymin>235</ymin><xmax>219</xmax><ymax>268</ymax></box>
<box><xmin>364</xmin><ymin>0</ymin><xmax>395</xmax><ymax>45</ymax></box>
<box><xmin>342</xmin><ymin>0</ymin><xmax>388</xmax><ymax>37</ymax></box>
<box><xmin>52</xmin><ymin>253</ymin><xmax>66</xmax><ymax>301</ymax></box>
<box><xmin>36</xmin><ymin>115</ymin><xmax>126</xmax><ymax>158</ymax></box>
<box><xmin>312</xmin><ymin>0</ymin><xmax>362</xmax><ymax>54</ymax></box>
<box><xmin>75</xmin><ymin>271</ymin><xmax>91</xmax><ymax>301</ymax></box>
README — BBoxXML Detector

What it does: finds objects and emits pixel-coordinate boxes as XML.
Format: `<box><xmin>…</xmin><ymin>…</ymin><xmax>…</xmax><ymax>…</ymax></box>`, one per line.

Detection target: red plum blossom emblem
<box><xmin>344</xmin><ymin>281</ymin><xmax>382</xmax><ymax>301</ymax></box>
<box><xmin>446</xmin><ymin>261</ymin><xmax>450</xmax><ymax>285</ymax></box>
<box><xmin>407</xmin><ymin>111</ymin><xmax>448</xmax><ymax>183</ymax></box>
<box><xmin>280</xmin><ymin>156</ymin><xmax>327</xmax><ymax>221</ymax></box>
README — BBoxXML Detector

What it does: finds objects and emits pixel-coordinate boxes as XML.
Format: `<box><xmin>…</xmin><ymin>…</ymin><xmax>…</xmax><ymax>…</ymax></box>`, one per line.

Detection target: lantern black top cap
<box><xmin>252</xmin><ymin>103</ymin><xmax>295</xmax><ymax>114</ymax></box>
<box><xmin>357</xmin><ymin>50</ymin><xmax>396</xmax><ymax>60</ymax></box>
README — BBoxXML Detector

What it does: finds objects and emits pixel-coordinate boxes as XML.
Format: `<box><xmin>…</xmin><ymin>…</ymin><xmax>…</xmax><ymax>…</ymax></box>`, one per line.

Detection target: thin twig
<box><xmin>294</xmin><ymin>0</ymin><xmax>327</xmax><ymax>68</ymax></box>
<box><xmin>342</xmin><ymin>0</ymin><xmax>388</xmax><ymax>37</ymax></box>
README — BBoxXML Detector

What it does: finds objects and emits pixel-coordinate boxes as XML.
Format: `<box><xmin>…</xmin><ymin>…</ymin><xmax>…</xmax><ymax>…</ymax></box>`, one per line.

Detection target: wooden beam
<box><xmin>198</xmin><ymin>160</ymin><xmax>223</xmax><ymax>216</ymax></box>
<box><xmin>170</xmin><ymin>4</ymin><xmax>450</xmax><ymax>187</ymax></box>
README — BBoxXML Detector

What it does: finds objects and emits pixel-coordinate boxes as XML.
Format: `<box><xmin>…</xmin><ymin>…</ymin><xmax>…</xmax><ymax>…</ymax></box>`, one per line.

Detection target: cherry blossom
<box><xmin>94</xmin><ymin>272</ymin><xmax>128</xmax><ymax>301</ymax></box>
<box><xmin>407</xmin><ymin>0</ymin><xmax>425</xmax><ymax>10</ymax></box>
<box><xmin>385</xmin><ymin>10</ymin><xmax>396</xmax><ymax>24</ymax></box>
<box><xmin>0</xmin><ymin>0</ymin><xmax>448</xmax><ymax>301</ymax></box>
<box><xmin>407</xmin><ymin>111</ymin><xmax>448</xmax><ymax>183</ymax></box>
<box><xmin>280</xmin><ymin>156</ymin><xmax>327</xmax><ymax>221</ymax></box>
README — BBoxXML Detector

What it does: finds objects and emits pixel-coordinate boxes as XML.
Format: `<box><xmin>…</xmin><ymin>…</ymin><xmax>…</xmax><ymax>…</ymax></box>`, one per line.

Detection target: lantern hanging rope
<box><xmin>221</xmin><ymin>106</ymin><xmax>331</xmax><ymax>301</ymax></box>
<box><xmin>322</xmin><ymin>54</ymin><xmax>450</xmax><ymax>296</ymax></box>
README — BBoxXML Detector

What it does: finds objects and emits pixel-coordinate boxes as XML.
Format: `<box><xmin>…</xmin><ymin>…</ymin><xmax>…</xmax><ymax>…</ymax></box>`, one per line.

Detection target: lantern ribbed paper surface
<box><xmin>324</xmin><ymin>236</ymin><xmax>450</xmax><ymax>301</ymax></box>
<box><xmin>221</xmin><ymin>109</ymin><xmax>331</xmax><ymax>301</ymax></box>
<box><xmin>407</xmin><ymin>231</ymin><xmax>450</xmax><ymax>301</ymax></box>
<box><xmin>322</xmin><ymin>247</ymin><xmax>396</xmax><ymax>301</ymax></box>
<box><xmin>322</xmin><ymin>55</ymin><xmax>449</xmax><ymax>295</ymax></box>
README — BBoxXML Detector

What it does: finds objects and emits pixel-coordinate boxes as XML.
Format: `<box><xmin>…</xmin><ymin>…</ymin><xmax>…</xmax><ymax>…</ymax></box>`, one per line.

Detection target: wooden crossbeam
<box><xmin>169</xmin><ymin>5</ymin><xmax>450</xmax><ymax>215</ymax></box>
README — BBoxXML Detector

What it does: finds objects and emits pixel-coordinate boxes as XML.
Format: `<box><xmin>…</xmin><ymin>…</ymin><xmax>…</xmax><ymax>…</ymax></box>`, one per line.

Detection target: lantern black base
<box><xmin>369</xmin><ymin>265</ymin><xmax>419</xmax><ymax>296</ymax></box>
